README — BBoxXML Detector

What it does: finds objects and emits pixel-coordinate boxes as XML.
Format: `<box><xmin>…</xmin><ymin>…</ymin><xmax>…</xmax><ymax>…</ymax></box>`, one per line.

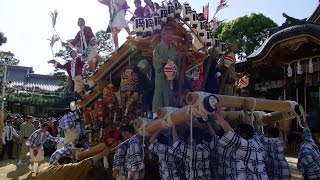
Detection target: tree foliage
<box><xmin>0</xmin><ymin>51</ymin><xmax>20</xmax><ymax>66</ymax></box>
<box><xmin>53</xmin><ymin>30</ymin><xmax>114</xmax><ymax>61</ymax></box>
<box><xmin>217</xmin><ymin>13</ymin><xmax>278</xmax><ymax>57</ymax></box>
<box><xmin>54</xmin><ymin>42</ymin><xmax>73</xmax><ymax>60</ymax></box>
<box><xmin>0</xmin><ymin>32</ymin><xmax>7</xmax><ymax>46</ymax></box>
<box><xmin>0</xmin><ymin>51</ymin><xmax>20</xmax><ymax>89</ymax></box>
<box><xmin>96</xmin><ymin>30</ymin><xmax>115</xmax><ymax>56</ymax></box>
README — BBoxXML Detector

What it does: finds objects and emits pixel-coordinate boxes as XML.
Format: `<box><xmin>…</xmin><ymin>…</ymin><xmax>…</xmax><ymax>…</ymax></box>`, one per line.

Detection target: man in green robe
<box><xmin>152</xmin><ymin>28</ymin><xmax>178</xmax><ymax>112</ymax></box>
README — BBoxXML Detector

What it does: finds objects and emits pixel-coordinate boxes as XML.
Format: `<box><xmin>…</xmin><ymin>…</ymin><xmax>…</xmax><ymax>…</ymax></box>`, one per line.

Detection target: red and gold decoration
<box><xmin>103</xmin><ymin>129</ymin><xmax>122</xmax><ymax>148</ymax></box>
<box><xmin>237</xmin><ymin>75</ymin><xmax>249</xmax><ymax>89</ymax></box>
<box><xmin>124</xmin><ymin>91</ymin><xmax>140</xmax><ymax>116</ymax></box>
<box><xmin>83</xmin><ymin>107</ymin><xmax>93</xmax><ymax>123</ymax></box>
<box><xmin>223</xmin><ymin>51</ymin><xmax>236</xmax><ymax>68</ymax></box>
<box><xmin>120</xmin><ymin>68</ymin><xmax>138</xmax><ymax>93</ymax></box>
<box><xmin>189</xmin><ymin>64</ymin><xmax>204</xmax><ymax>91</ymax></box>
<box><xmin>103</xmin><ymin>83</ymin><xmax>117</xmax><ymax>108</ymax></box>
<box><xmin>94</xmin><ymin>98</ymin><xmax>107</xmax><ymax>121</ymax></box>
<box><xmin>164</xmin><ymin>59</ymin><xmax>178</xmax><ymax>89</ymax></box>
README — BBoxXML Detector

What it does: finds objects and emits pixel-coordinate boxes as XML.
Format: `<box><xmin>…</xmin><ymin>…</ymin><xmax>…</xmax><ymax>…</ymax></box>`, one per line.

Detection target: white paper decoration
<box><xmin>144</xmin><ymin>17</ymin><xmax>154</xmax><ymax>36</ymax></box>
<box><xmin>172</xmin><ymin>0</ymin><xmax>182</xmax><ymax>18</ymax></box>
<box><xmin>134</xmin><ymin>17</ymin><xmax>145</xmax><ymax>37</ymax></box>
<box><xmin>190</xmin><ymin>10</ymin><xmax>198</xmax><ymax>28</ymax></box>
<box><xmin>287</xmin><ymin>64</ymin><xmax>292</xmax><ymax>77</ymax></box>
<box><xmin>153</xmin><ymin>12</ymin><xmax>162</xmax><ymax>33</ymax></box>
<box><xmin>182</xmin><ymin>2</ymin><xmax>191</xmax><ymax>21</ymax></box>
<box><xmin>297</xmin><ymin>61</ymin><xmax>302</xmax><ymax>74</ymax></box>
<box><xmin>197</xmin><ymin>20</ymin><xmax>207</xmax><ymax>37</ymax></box>
<box><xmin>159</xmin><ymin>3</ymin><xmax>168</xmax><ymax>22</ymax></box>
<box><xmin>205</xmin><ymin>30</ymin><xmax>214</xmax><ymax>47</ymax></box>
<box><xmin>308</xmin><ymin>59</ymin><xmax>313</xmax><ymax>73</ymax></box>
<box><xmin>167</xmin><ymin>1</ymin><xmax>175</xmax><ymax>18</ymax></box>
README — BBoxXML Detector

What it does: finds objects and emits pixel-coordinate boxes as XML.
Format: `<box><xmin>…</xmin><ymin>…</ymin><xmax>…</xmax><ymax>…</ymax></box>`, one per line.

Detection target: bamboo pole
<box><xmin>0</xmin><ymin>111</ymin><xmax>8</xmax><ymax>139</ymax></box>
<box><xmin>133</xmin><ymin>92</ymin><xmax>301</xmax><ymax>136</ymax></box>
<box><xmin>220</xmin><ymin>110</ymin><xmax>298</xmax><ymax>125</ymax></box>
<box><xmin>80</xmin><ymin>104</ymin><xmax>300</xmax><ymax>158</ymax></box>
<box><xmin>81</xmin><ymin>91</ymin><xmax>301</xmax><ymax>157</ymax></box>
<box><xmin>0</xmin><ymin>65</ymin><xmax>7</xmax><ymax>138</ymax></box>
<box><xmin>156</xmin><ymin>107</ymin><xmax>179</xmax><ymax>118</ymax></box>
<box><xmin>75</xmin><ymin>143</ymin><xmax>107</xmax><ymax>160</ymax></box>
<box><xmin>186</xmin><ymin>92</ymin><xmax>299</xmax><ymax>112</ymax></box>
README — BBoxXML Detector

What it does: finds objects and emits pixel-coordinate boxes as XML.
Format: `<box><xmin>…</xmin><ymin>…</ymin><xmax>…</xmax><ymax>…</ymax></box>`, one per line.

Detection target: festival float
<box><xmin>53</xmin><ymin>0</ymin><xmax>305</xmax><ymax>166</ymax></box>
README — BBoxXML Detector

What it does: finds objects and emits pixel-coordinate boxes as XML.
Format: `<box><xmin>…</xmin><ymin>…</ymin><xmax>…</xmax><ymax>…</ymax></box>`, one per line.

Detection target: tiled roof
<box><xmin>6</xmin><ymin>65</ymin><xmax>62</xmax><ymax>92</ymax></box>
<box><xmin>247</xmin><ymin>24</ymin><xmax>320</xmax><ymax>61</ymax></box>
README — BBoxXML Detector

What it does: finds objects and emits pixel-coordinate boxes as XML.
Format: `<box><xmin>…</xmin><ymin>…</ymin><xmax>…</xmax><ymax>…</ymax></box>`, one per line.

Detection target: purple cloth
<box><xmin>130</xmin><ymin>6</ymin><xmax>144</xmax><ymax>21</ymax></box>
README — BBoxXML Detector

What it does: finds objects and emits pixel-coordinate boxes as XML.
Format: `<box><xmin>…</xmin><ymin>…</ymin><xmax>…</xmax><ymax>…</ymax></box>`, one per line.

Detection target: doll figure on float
<box><xmin>152</xmin><ymin>27</ymin><xmax>179</xmax><ymax>112</ymax></box>
<box><xmin>218</xmin><ymin>44</ymin><xmax>238</xmax><ymax>96</ymax></box>
<box><xmin>120</xmin><ymin>65</ymin><xmax>139</xmax><ymax>116</ymax></box>
<box><xmin>202</xmin><ymin>47</ymin><xmax>222</xmax><ymax>94</ymax></box>
<box><xmin>137</xmin><ymin>59</ymin><xmax>155</xmax><ymax>119</ymax></box>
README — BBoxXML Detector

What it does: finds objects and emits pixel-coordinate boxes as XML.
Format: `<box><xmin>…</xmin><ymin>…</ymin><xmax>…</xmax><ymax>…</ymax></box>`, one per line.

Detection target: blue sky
<box><xmin>0</xmin><ymin>0</ymin><xmax>318</xmax><ymax>75</ymax></box>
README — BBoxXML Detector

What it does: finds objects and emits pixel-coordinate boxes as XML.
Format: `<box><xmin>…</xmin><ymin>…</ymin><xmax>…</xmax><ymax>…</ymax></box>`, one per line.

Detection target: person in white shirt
<box><xmin>1</xmin><ymin>120</ymin><xmax>19</xmax><ymax>160</ymax></box>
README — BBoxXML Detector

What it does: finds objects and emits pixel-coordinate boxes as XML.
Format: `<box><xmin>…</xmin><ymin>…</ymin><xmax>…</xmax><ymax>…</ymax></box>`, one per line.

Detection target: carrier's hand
<box><xmin>48</xmin><ymin>59</ymin><xmax>56</xmax><ymax>64</ymax></box>
<box><xmin>212</xmin><ymin>103</ymin><xmax>222</xmax><ymax>120</ymax></box>
<box><xmin>61</xmin><ymin>42</ymin><xmax>69</xmax><ymax>47</ymax></box>
<box><xmin>241</xmin><ymin>99</ymin><xmax>249</xmax><ymax>111</ymax></box>
<box><xmin>33</xmin><ymin>148</ymin><xmax>39</xmax><ymax>156</ymax></box>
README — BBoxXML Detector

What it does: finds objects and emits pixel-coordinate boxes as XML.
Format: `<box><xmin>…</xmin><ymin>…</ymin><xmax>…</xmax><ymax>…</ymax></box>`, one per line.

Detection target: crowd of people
<box><xmin>1</xmin><ymin>102</ymin><xmax>318</xmax><ymax>179</ymax></box>
<box><xmin>110</xmin><ymin>102</ymin><xmax>320</xmax><ymax>180</ymax></box>
<box><xmin>0</xmin><ymin>110</ymin><xmax>90</xmax><ymax>172</ymax></box>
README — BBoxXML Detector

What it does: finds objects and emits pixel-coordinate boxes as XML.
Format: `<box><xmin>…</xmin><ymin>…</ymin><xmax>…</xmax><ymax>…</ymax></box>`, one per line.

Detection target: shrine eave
<box><xmin>307</xmin><ymin>5</ymin><xmax>320</xmax><ymax>23</ymax></box>
<box><xmin>247</xmin><ymin>24</ymin><xmax>320</xmax><ymax>65</ymax></box>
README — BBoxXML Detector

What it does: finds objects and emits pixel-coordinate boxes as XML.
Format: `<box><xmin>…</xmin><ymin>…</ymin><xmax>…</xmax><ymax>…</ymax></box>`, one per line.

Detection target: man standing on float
<box><xmin>152</xmin><ymin>27</ymin><xmax>178</xmax><ymax>112</ymax></box>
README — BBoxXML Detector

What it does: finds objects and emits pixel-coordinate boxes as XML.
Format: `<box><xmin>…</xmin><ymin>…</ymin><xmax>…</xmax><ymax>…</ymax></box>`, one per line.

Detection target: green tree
<box><xmin>218</xmin><ymin>13</ymin><xmax>278</xmax><ymax>57</ymax></box>
<box><xmin>216</xmin><ymin>22</ymin><xmax>226</xmax><ymax>36</ymax></box>
<box><xmin>53</xmin><ymin>30</ymin><xmax>114</xmax><ymax>60</ymax></box>
<box><xmin>0</xmin><ymin>51</ymin><xmax>20</xmax><ymax>65</ymax></box>
<box><xmin>0</xmin><ymin>32</ymin><xmax>7</xmax><ymax>46</ymax></box>
<box><xmin>96</xmin><ymin>30</ymin><xmax>115</xmax><ymax>57</ymax></box>
<box><xmin>0</xmin><ymin>51</ymin><xmax>20</xmax><ymax>90</ymax></box>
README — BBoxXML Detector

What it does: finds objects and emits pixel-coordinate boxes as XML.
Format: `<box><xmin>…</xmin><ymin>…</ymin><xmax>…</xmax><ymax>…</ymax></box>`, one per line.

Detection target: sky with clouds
<box><xmin>0</xmin><ymin>0</ymin><xmax>318</xmax><ymax>75</ymax></box>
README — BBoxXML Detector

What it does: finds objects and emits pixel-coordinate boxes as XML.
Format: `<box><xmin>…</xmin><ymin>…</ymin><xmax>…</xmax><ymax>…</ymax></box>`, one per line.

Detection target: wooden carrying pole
<box><xmin>75</xmin><ymin>142</ymin><xmax>123</xmax><ymax>161</ymax></box>
<box><xmin>80</xmin><ymin>92</ymin><xmax>301</xmax><ymax>157</ymax></box>
<box><xmin>133</xmin><ymin>92</ymin><xmax>301</xmax><ymax>136</ymax></box>
<box><xmin>186</xmin><ymin>92</ymin><xmax>299</xmax><ymax>112</ymax></box>
<box><xmin>134</xmin><ymin>106</ymin><xmax>192</xmax><ymax>136</ymax></box>
<box><xmin>75</xmin><ymin>143</ymin><xmax>107</xmax><ymax>160</ymax></box>
<box><xmin>82</xmin><ymin>109</ymin><xmax>300</xmax><ymax>159</ymax></box>
<box><xmin>221</xmin><ymin>110</ymin><xmax>298</xmax><ymax>125</ymax></box>
<box><xmin>0</xmin><ymin>111</ymin><xmax>8</xmax><ymax>137</ymax></box>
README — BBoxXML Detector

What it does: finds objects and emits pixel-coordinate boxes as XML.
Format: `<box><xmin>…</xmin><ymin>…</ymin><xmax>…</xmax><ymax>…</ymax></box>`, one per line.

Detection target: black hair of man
<box><xmin>121</xmin><ymin>124</ymin><xmax>135</xmax><ymax>134</ymax></box>
<box><xmin>161</xmin><ymin>26</ymin><xmax>173</xmax><ymax>35</ymax></box>
<box><xmin>216</xmin><ymin>129</ymin><xmax>225</xmax><ymax>138</ymax></box>
<box><xmin>202</xmin><ymin>132</ymin><xmax>212</xmax><ymax>142</ymax></box>
<box><xmin>58</xmin><ymin>156</ymin><xmax>73</xmax><ymax>165</ymax></box>
<box><xmin>78</xmin><ymin>17</ymin><xmax>85</xmax><ymax>24</ymax></box>
<box><xmin>185</xmin><ymin>127</ymin><xmax>205</xmax><ymax>143</ymax></box>
<box><xmin>267</xmin><ymin>127</ymin><xmax>280</xmax><ymax>138</ymax></box>
<box><xmin>238</xmin><ymin>123</ymin><xmax>254</xmax><ymax>140</ymax></box>
<box><xmin>134</xmin><ymin>0</ymin><xmax>141</xmax><ymax>5</ymax></box>
<box><xmin>41</xmin><ymin>122</ymin><xmax>50</xmax><ymax>128</ymax></box>
<box><xmin>63</xmin><ymin>108</ymin><xmax>71</xmax><ymax>115</ymax></box>
<box><xmin>157</xmin><ymin>134</ymin><xmax>171</xmax><ymax>146</ymax></box>
<box><xmin>69</xmin><ymin>50</ymin><xmax>76</xmax><ymax>56</ymax></box>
